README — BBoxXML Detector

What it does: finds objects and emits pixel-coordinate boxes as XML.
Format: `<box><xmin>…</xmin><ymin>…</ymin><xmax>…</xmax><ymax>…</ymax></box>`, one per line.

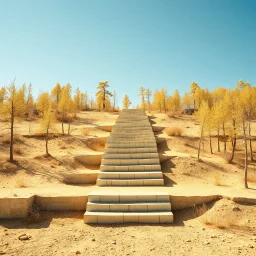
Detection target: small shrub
<box><xmin>14</xmin><ymin>145</ymin><xmax>23</xmax><ymax>155</ymax></box>
<box><xmin>86</xmin><ymin>138</ymin><xmax>106</xmax><ymax>152</ymax></box>
<box><xmin>165</xmin><ymin>127</ymin><xmax>183</xmax><ymax>136</ymax></box>
<box><xmin>1</xmin><ymin>134</ymin><xmax>24</xmax><ymax>144</ymax></box>
<box><xmin>27</xmin><ymin>204</ymin><xmax>42</xmax><ymax>223</ymax></box>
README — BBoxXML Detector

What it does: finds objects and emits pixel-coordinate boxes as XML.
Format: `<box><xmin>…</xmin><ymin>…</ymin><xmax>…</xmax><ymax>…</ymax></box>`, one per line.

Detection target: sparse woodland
<box><xmin>0</xmin><ymin>80</ymin><xmax>255</xmax><ymax>188</ymax></box>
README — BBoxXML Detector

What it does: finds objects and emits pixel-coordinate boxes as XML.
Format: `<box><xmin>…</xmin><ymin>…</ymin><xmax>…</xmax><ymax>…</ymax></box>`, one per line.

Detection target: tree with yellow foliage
<box><xmin>37</xmin><ymin>92</ymin><xmax>50</xmax><ymax>114</ymax></box>
<box><xmin>51</xmin><ymin>83</ymin><xmax>62</xmax><ymax>104</ymax></box>
<box><xmin>58</xmin><ymin>84</ymin><xmax>73</xmax><ymax>134</ymax></box>
<box><xmin>0</xmin><ymin>83</ymin><xmax>25</xmax><ymax>162</ymax></box>
<box><xmin>196</xmin><ymin>101</ymin><xmax>210</xmax><ymax>160</ymax></box>
<box><xmin>145</xmin><ymin>88</ymin><xmax>152</xmax><ymax>111</ymax></box>
<box><xmin>171</xmin><ymin>89</ymin><xmax>181</xmax><ymax>111</ymax></box>
<box><xmin>39</xmin><ymin>109</ymin><xmax>57</xmax><ymax>155</ymax></box>
<box><xmin>138</xmin><ymin>87</ymin><xmax>146</xmax><ymax>109</ymax></box>
<box><xmin>152</xmin><ymin>89</ymin><xmax>162</xmax><ymax>112</ymax></box>
<box><xmin>122</xmin><ymin>94</ymin><xmax>131</xmax><ymax>109</ymax></box>
<box><xmin>96</xmin><ymin>81</ymin><xmax>112</xmax><ymax>110</ymax></box>
<box><xmin>0</xmin><ymin>87</ymin><xmax>6</xmax><ymax>103</ymax></box>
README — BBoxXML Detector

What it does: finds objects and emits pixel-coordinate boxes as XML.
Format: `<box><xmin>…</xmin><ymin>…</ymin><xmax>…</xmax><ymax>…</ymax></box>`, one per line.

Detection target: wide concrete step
<box><xmin>84</xmin><ymin>212</ymin><xmax>173</xmax><ymax>224</ymax></box>
<box><xmin>88</xmin><ymin>192</ymin><xmax>169</xmax><ymax>202</ymax></box>
<box><xmin>86</xmin><ymin>202</ymin><xmax>171</xmax><ymax>212</ymax></box>
<box><xmin>110</xmin><ymin>133</ymin><xmax>154</xmax><ymax>137</ymax></box>
<box><xmin>97</xmin><ymin>178</ymin><xmax>164</xmax><ymax>186</ymax></box>
<box><xmin>107</xmin><ymin>139</ymin><xmax>156</xmax><ymax>143</ymax></box>
<box><xmin>101</xmin><ymin>158</ymin><xmax>160</xmax><ymax>165</ymax></box>
<box><xmin>106</xmin><ymin>143</ymin><xmax>156</xmax><ymax>148</ymax></box>
<box><xmin>103</xmin><ymin>153</ymin><xmax>159</xmax><ymax>159</ymax></box>
<box><xmin>98</xmin><ymin>171</ymin><xmax>163</xmax><ymax>179</ymax></box>
<box><xmin>100</xmin><ymin>164</ymin><xmax>161</xmax><ymax>172</ymax></box>
<box><xmin>104</xmin><ymin>148</ymin><xmax>158</xmax><ymax>153</ymax></box>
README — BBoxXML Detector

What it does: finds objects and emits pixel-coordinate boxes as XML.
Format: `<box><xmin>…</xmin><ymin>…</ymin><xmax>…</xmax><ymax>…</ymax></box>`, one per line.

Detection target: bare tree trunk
<box><xmin>68</xmin><ymin>123</ymin><xmax>71</xmax><ymax>135</ymax></box>
<box><xmin>198</xmin><ymin>127</ymin><xmax>204</xmax><ymax>160</ymax></box>
<box><xmin>222</xmin><ymin>123</ymin><xmax>226</xmax><ymax>151</ymax></box>
<box><xmin>243</xmin><ymin>120</ymin><xmax>248</xmax><ymax>188</ymax></box>
<box><xmin>249</xmin><ymin>121</ymin><xmax>253</xmax><ymax>161</ymax></box>
<box><xmin>230</xmin><ymin>119</ymin><xmax>236</xmax><ymax>161</ymax></box>
<box><xmin>217</xmin><ymin>128</ymin><xmax>220</xmax><ymax>152</ymax></box>
<box><xmin>209</xmin><ymin>131</ymin><xmax>213</xmax><ymax>154</ymax></box>
<box><xmin>46</xmin><ymin>128</ymin><xmax>49</xmax><ymax>155</ymax></box>
<box><xmin>10</xmin><ymin>101</ymin><xmax>14</xmax><ymax>162</ymax></box>
<box><xmin>29</xmin><ymin>121</ymin><xmax>31</xmax><ymax>133</ymax></box>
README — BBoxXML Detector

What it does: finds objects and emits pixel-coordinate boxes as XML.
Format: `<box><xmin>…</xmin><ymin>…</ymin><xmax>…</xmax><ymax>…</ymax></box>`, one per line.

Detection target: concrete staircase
<box><xmin>84</xmin><ymin>109</ymin><xmax>173</xmax><ymax>224</ymax></box>
<box><xmin>84</xmin><ymin>192</ymin><xmax>173</xmax><ymax>224</ymax></box>
<box><xmin>97</xmin><ymin>109</ymin><xmax>164</xmax><ymax>186</ymax></box>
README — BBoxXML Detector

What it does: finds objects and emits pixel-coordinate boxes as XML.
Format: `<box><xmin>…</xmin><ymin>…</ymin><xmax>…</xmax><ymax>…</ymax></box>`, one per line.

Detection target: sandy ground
<box><xmin>1</xmin><ymin>110</ymin><xmax>256</xmax><ymax>256</ymax></box>
<box><xmin>0</xmin><ymin>199</ymin><xmax>256</xmax><ymax>256</ymax></box>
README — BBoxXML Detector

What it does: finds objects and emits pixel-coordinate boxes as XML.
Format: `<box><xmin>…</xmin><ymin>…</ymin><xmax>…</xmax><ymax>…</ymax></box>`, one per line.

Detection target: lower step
<box><xmin>97</xmin><ymin>178</ymin><xmax>164</xmax><ymax>186</ymax></box>
<box><xmin>84</xmin><ymin>212</ymin><xmax>173</xmax><ymax>224</ymax></box>
<box><xmin>98</xmin><ymin>171</ymin><xmax>163</xmax><ymax>179</ymax></box>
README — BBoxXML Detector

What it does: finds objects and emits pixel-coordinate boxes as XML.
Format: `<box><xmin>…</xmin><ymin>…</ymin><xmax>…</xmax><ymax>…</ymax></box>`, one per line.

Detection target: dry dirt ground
<box><xmin>0</xmin><ymin>199</ymin><xmax>256</xmax><ymax>256</ymax></box>
<box><xmin>0</xmin><ymin>110</ymin><xmax>256</xmax><ymax>255</ymax></box>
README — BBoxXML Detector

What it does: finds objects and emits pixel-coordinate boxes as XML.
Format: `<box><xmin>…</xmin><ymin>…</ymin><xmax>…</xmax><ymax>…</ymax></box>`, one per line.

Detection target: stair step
<box><xmin>100</xmin><ymin>164</ymin><xmax>161</xmax><ymax>172</ymax></box>
<box><xmin>88</xmin><ymin>192</ymin><xmax>169</xmax><ymax>202</ymax></box>
<box><xmin>104</xmin><ymin>148</ymin><xmax>158</xmax><ymax>153</ymax></box>
<box><xmin>101</xmin><ymin>158</ymin><xmax>160</xmax><ymax>165</ymax></box>
<box><xmin>84</xmin><ymin>211</ymin><xmax>173</xmax><ymax>224</ymax></box>
<box><xmin>97</xmin><ymin>178</ymin><xmax>164</xmax><ymax>186</ymax></box>
<box><xmin>103</xmin><ymin>153</ymin><xmax>159</xmax><ymax>159</ymax></box>
<box><xmin>86</xmin><ymin>202</ymin><xmax>171</xmax><ymax>212</ymax></box>
<box><xmin>106</xmin><ymin>143</ymin><xmax>156</xmax><ymax>148</ymax></box>
<box><xmin>98</xmin><ymin>171</ymin><xmax>163</xmax><ymax>179</ymax></box>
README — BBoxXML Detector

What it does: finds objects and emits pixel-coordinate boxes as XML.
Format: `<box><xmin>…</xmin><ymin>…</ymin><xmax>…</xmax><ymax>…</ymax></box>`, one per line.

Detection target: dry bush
<box><xmin>194</xmin><ymin>203</ymin><xmax>238</xmax><ymax>229</ymax></box>
<box><xmin>14</xmin><ymin>145</ymin><xmax>23</xmax><ymax>155</ymax></box>
<box><xmin>167</xmin><ymin>110</ymin><xmax>182</xmax><ymax>118</ymax></box>
<box><xmin>86</xmin><ymin>138</ymin><xmax>106</xmax><ymax>152</ymax></box>
<box><xmin>60</xmin><ymin>145</ymin><xmax>67</xmax><ymax>149</ymax></box>
<box><xmin>1</xmin><ymin>134</ymin><xmax>24</xmax><ymax>144</ymax></box>
<box><xmin>15</xmin><ymin>177</ymin><xmax>28</xmax><ymax>188</ymax></box>
<box><xmin>165</xmin><ymin>127</ymin><xmax>183</xmax><ymax>136</ymax></box>
<box><xmin>221</xmin><ymin>151</ymin><xmax>232</xmax><ymax>163</ymax></box>
<box><xmin>26</xmin><ymin>204</ymin><xmax>42</xmax><ymax>223</ymax></box>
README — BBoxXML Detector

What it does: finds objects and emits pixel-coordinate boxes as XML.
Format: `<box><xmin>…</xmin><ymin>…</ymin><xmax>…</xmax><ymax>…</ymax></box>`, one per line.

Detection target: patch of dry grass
<box><xmin>1</xmin><ymin>134</ymin><xmax>24</xmax><ymax>144</ymax></box>
<box><xmin>193</xmin><ymin>203</ymin><xmax>240</xmax><ymax>229</ymax></box>
<box><xmin>26</xmin><ymin>204</ymin><xmax>42</xmax><ymax>223</ymax></box>
<box><xmin>86</xmin><ymin>137</ymin><xmax>106</xmax><ymax>152</ymax></box>
<box><xmin>165</xmin><ymin>127</ymin><xmax>183</xmax><ymax>136</ymax></box>
<box><xmin>14</xmin><ymin>145</ymin><xmax>23</xmax><ymax>155</ymax></box>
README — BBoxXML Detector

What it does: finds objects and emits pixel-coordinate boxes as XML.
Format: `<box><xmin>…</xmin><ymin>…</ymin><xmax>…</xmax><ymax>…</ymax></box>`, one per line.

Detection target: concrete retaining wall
<box><xmin>66</xmin><ymin>172</ymin><xmax>98</xmax><ymax>184</ymax></box>
<box><xmin>0</xmin><ymin>196</ymin><xmax>35</xmax><ymax>219</ymax></box>
<box><xmin>1</xmin><ymin>194</ymin><xmax>255</xmax><ymax>219</ymax></box>
<box><xmin>35</xmin><ymin>196</ymin><xmax>88</xmax><ymax>211</ymax></box>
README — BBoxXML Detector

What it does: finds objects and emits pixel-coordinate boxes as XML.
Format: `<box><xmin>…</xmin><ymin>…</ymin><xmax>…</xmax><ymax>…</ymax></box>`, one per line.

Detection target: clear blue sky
<box><xmin>0</xmin><ymin>0</ymin><xmax>255</xmax><ymax>106</ymax></box>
